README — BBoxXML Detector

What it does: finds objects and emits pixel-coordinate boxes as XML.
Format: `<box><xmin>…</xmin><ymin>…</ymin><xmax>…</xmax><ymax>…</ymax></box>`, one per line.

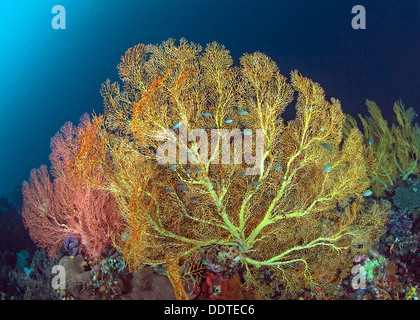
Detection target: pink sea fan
<box><xmin>22</xmin><ymin>166</ymin><xmax>122</xmax><ymax>261</ymax></box>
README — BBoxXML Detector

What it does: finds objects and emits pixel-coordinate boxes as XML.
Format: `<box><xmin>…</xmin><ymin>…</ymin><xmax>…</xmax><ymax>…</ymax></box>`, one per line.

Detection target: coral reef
<box><xmin>22</xmin><ymin>114</ymin><xmax>123</xmax><ymax>262</ymax></box>
<box><xmin>7</xmin><ymin>250</ymin><xmax>56</xmax><ymax>300</ymax></box>
<box><xmin>16</xmin><ymin>39</ymin><xmax>419</xmax><ymax>300</ymax></box>
<box><xmin>348</xmin><ymin>100</ymin><xmax>420</xmax><ymax>195</ymax></box>
<box><xmin>335</xmin><ymin>250</ymin><xmax>419</xmax><ymax>300</ymax></box>
<box><xmin>392</xmin><ymin>179</ymin><xmax>420</xmax><ymax>213</ymax></box>
<box><xmin>100</xmin><ymin>39</ymin><xmax>390</xmax><ymax>298</ymax></box>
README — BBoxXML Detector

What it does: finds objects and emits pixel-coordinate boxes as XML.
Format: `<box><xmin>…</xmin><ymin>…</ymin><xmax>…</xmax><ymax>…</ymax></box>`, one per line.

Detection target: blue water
<box><xmin>0</xmin><ymin>0</ymin><xmax>419</xmax><ymax>198</ymax></box>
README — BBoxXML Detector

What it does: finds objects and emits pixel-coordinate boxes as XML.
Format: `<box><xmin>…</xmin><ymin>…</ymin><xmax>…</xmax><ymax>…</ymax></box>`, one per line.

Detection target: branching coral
<box><xmin>350</xmin><ymin>100</ymin><xmax>419</xmax><ymax>195</ymax></box>
<box><xmin>100</xmin><ymin>39</ymin><xmax>390</xmax><ymax>298</ymax></box>
<box><xmin>22</xmin><ymin>114</ymin><xmax>123</xmax><ymax>262</ymax></box>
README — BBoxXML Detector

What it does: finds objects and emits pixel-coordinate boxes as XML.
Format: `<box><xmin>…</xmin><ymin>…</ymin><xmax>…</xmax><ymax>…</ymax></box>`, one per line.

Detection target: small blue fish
<box><xmin>274</xmin><ymin>165</ymin><xmax>282</xmax><ymax>170</ymax></box>
<box><xmin>189</xmin><ymin>196</ymin><xmax>200</xmax><ymax>201</ymax></box>
<box><xmin>173</xmin><ymin>122</ymin><xmax>181</xmax><ymax>130</ymax></box>
<box><xmin>320</xmin><ymin>143</ymin><xmax>334</xmax><ymax>152</ymax></box>
<box><xmin>239</xmin><ymin>110</ymin><xmax>249</xmax><ymax>115</ymax></box>
<box><xmin>251</xmin><ymin>181</ymin><xmax>261</xmax><ymax>186</ymax></box>
<box><xmin>202</xmin><ymin>112</ymin><xmax>212</xmax><ymax>117</ymax></box>
<box><xmin>322</xmin><ymin>165</ymin><xmax>332</xmax><ymax>173</ymax></box>
<box><xmin>164</xmin><ymin>188</ymin><xmax>174</xmax><ymax>193</ymax></box>
<box><xmin>362</xmin><ymin>190</ymin><xmax>373</xmax><ymax>197</ymax></box>
<box><xmin>197</xmin><ymin>126</ymin><xmax>206</xmax><ymax>137</ymax></box>
<box><xmin>368</xmin><ymin>138</ymin><xmax>372</xmax><ymax>146</ymax></box>
<box><xmin>185</xmin><ymin>168</ymin><xmax>191</xmax><ymax>174</ymax></box>
<box><xmin>224</xmin><ymin>119</ymin><xmax>233</xmax><ymax>123</ymax></box>
<box><xmin>243</xmin><ymin>129</ymin><xmax>252</xmax><ymax>135</ymax></box>
<box><xmin>169</xmin><ymin>164</ymin><xmax>178</xmax><ymax>170</ymax></box>
<box><xmin>238</xmin><ymin>172</ymin><xmax>246</xmax><ymax>177</ymax></box>
<box><xmin>194</xmin><ymin>168</ymin><xmax>202</xmax><ymax>172</ymax></box>
<box><xmin>178</xmin><ymin>185</ymin><xmax>189</xmax><ymax>191</ymax></box>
